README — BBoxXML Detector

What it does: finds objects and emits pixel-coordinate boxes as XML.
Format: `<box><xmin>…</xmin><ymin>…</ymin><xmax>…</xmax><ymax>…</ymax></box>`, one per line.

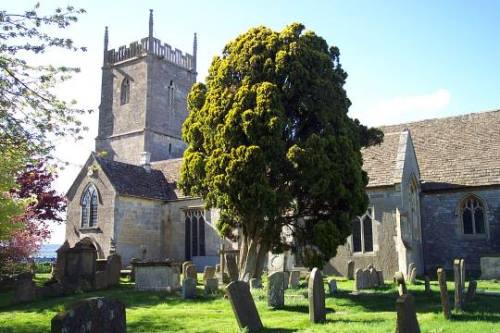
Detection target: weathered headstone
<box><xmin>203</xmin><ymin>266</ymin><xmax>215</xmax><ymax>281</ymax></box>
<box><xmin>308</xmin><ymin>267</ymin><xmax>326</xmax><ymax>323</ymax></box>
<box><xmin>289</xmin><ymin>270</ymin><xmax>300</xmax><ymax>289</ymax></box>
<box><xmin>424</xmin><ymin>275</ymin><xmax>431</xmax><ymax>295</ymax></box>
<box><xmin>409</xmin><ymin>267</ymin><xmax>417</xmax><ymax>285</ymax></box>
<box><xmin>369</xmin><ymin>268</ymin><xmax>379</xmax><ymax>287</ymax></box>
<box><xmin>347</xmin><ymin>260</ymin><xmax>355</xmax><ymax>280</ymax></box>
<box><xmin>453</xmin><ymin>259</ymin><xmax>463</xmax><ymax>311</ymax></box>
<box><xmin>395</xmin><ymin>294</ymin><xmax>420</xmax><ymax>333</ymax></box>
<box><xmin>225</xmin><ymin>254</ymin><xmax>239</xmax><ymax>282</ymax></box>
<box><xmin>284</xmin><ymin>271</ymin><xmax>290</xmax><ymax>289</ymax></box>
<box><xmin>182</xmin><ymin>278</ymin><xmax>197</xmax><ymax>299</ymax></box>
<box><xmin>182</xmin><ymin>261</ymin><xmax>193</xmax><ymax>276</ymax></box>
<box><xmin>250</xmin><ymin>278</ymin><xmax>262</xmax><ymax>289</ymax></box>
<box><xmin>407</xmin><ymin>263</ymin><xmax>416</xmax><ymax>282</ymax></box>
<box><xmin>185</xmin><ymin>264</ymin><xmax>197</xmax><ymax>281</ymax></box>
<box><xmin>437</xmin><ymin>268</ymin><xmax>451</xmax><ymax>319</ymax></box>
<box><xmin>134</xmin><ymin>262</ymin><xmax>180</xmax><ymax>291</ymax></box>
<box><xmin>12</xmin><ymin>278</ymin><xmax>38</xmax><ymax>304</ymax></box>
<box><xmin>204</xmin><ymin>278</ymin><xmax>219</xmax><ymax>295</ymax></box>
<box><xmin>460</xmin><ymin>258</ymin><xmax>466</xmax><ymax>291</ymax></box>
<box><xmin>53</xmin><ymin>241</ymin><xmax>70</xmax><ymax>283</ymax></box>
<box><xmin>466</xmin><ymin>280</ymin><xmax>477</xmax><ymax>303</ymax></box>
<box><xmin>105</xmin><ymin>254</ymin><xmax>122</xmax><ymax>287</ymax></box>
<box><xmin>354</xmin><ymin>268</ymin><xmax>363</xmax><ymax>291</ymax></box>
<box><xmin>362</xmin><ymin>269</ymin><xmax>371</xmax><ymax>288</ymax></box>
<box><xmin>226</xmin><ymin>281</ymin><xmax>263</xmax><ymax>332</ymax></box>
<box><xmin>51</xmin><ymin>297</ymin><xmax>126</xmax><ymax>333</ymax></box>
<box><xmin>268</xmin><ymin>271</ymin><xmax>285</xmax><ymax>309</ymax></box>
<box><xmin>394</xmin><ymin>272</ymin><xmax>407</xmax><ymax>296</ymax></box>
<box><xmin>377</xmin><ymin>270</ymin><xmax>385</xmax><ymax>286</ymax></box>
<box><xmin>328</xmin><ymin>279</ymin><xmax>337</xmax><ymax>295</ymax></box>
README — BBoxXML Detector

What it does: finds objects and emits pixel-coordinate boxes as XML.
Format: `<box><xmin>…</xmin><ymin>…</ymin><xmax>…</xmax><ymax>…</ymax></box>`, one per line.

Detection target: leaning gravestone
<box><xmin>225</xmin><ymin>254</ymin><xmax>239</xmax><ymax>282</ymax></box>
<box><xmin>106</xmin><ymin>254</ymin><xmax>122</xmax><ymax>287</ymax></box>
<box><xmin>185</xmin><ymin>264</ymin><xmax>197</xmax><ymax>281</ymax></box>
<box><xmin>395</xmin><ymin>294</ymin><xmax>420</xmax><ymax>333</ymax></box>
<box><xmin>347</xmin><ymin>260</ymin><xmax>355</xmax><ymax>280</ymax></box>
<box><xmin>289</xmin><ymin>270</ymin><xmax>300</xmax><ymax>289</ymax></box>
<box><xmin>203</xmin><ymin>266</ymin><xmax>215</xmax><ymax>281</ymax></box>
<box><xmin>250</xmin><ymin>278</ymin><xmax>262</xmax><ymax>289</ymax></box>
<box><xmin>328</xmin><ymin>279</ymin><xmax>337</xmax><ymax>296</ymax></box>
<box><xmin>51</xmin><ymin>297</ymin><xmax>125</xmax><ymax>333</ymax></box>
<box><xmin>466</xmin><ymin>280</ymin><xmax>477</xmax><ymax>303</ymax></box>
<box><xmin>182</xmin><ymin>278</ymin><xmax>197</xmax><ymax>299</ymax></box>
<box><xmin>268</xmin><ymin>271</ymin><xmax>285</xmax><ymax>309</ymax></box>
<box><xmin>453</xmin><ymin>259</ymin><xmax>463</xmax><ymax>311</ymax></box>
<box><xmin>226</xmin><ymin>281</ymin><xmax>263</xmax><ymax>332</ymax></box>
<box><xmin>394</xmin><ymin>272</ymin><xmax>407</xmax><ymax>296</ymax></box>
<box><xmin>437</xmin><ymin>268</ymin><xmax>451</xmax><ymax>319</ymax></box>
<box><xmin>204</xmin><ymin>278</ymin><xmax>219</xmax><ymax>295</ymax></box>
<box><xmin>308</xmin><ymin>267</ymin><xmax>326</xmax><ymax>323</ymax></box>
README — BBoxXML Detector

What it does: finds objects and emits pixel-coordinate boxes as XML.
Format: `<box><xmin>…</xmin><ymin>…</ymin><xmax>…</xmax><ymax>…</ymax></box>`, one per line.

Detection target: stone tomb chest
<box><xmin>135</xmin><ymin>261</ymin><xmax>180</xmax><ymax>291</ymax></box>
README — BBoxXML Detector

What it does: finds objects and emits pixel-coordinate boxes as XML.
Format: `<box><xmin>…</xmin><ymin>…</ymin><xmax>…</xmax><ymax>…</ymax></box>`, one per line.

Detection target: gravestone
<box><xmin>135</xmin><ymin>262</ymin><xmax>180</xmax><ymax>291</ymax></box>
<box><xmin>63</xmin><ymin>242</ymin><xmax>97</xmax><ymax>291</ymax></box>
<box><xmin>394</xmin><ymin>272</ymin><xmax>407</xmax><ymax>296</ymax></box>
<box><xmin>460</xmin><ymin>258</ymin><xmax>466</xmax><ymax>291</ymax></box>
<box><xmin>453</xmin><ymin>259</ymin><xmax>463</xmax><ymax>311</ymax></box>
<box><xmin>106</xmin><ymin>254</ymin><xmax>122</xmax><ymax>287</ymax></box>
<box><xmin>185</xmin><ymin>264</ymin><xmax>197</xmax><ymax>281</ymax></box>
<box><xmin>53</xmin><ymin>241</ymin><xmax>70</xmax><ymax>283</ymax></box>
<box><xmin>466</xmin><ymin>280</ymin><xmax>477</xmax><ymax>303</ymax></box>
<box><xmin>268</xmin><ymin>271</ymin><xmax>285</xmax><ymax>309</ymax></box>
<box><xmin>377</xmin><ymin>270</ymin><xmax>385</xmax><ymax>286</ymax></box>
<box><xmin>409</xmin><ymin>267</ymin><xmax>417</xmax><ymax>285</ymax></box>
<box><xmin>182</xmin><ymin>261</ymin><xmax>193</xmax><ymax>276</ymax></box>
<box><xmin>424</xmin><ymin>275</ymin><xmax>431</xmax><ymax>295</ymax></box>
<box><xmin>284</xmin><ymin>271</ymin><xmax>290</xmax><ymax>289</ymax></box>
<box><xmin>347</xmin><ymin>260</ymin><xmax>355</xmax><ymax>280</ymax></box>
<box><xmin>407</xmin><ymin>263</ymin><xmax>416</xmax><ymax>282</ymax></box>
<box><xmin>204</xmin><ymin>278</ymin><xmax>219</xmax><ymax>295</ymax></box>
<box><xmin>362</xmin><ymin>269</ymin><xmax>371</xmax><ymax>288</ymax></box>
<box><xmin>13</xmin><ymin>278</ymin><xmax>38</xmax><ymax>304</ymax></box>
<box><xmin>289</xmin><ymin>270</ymin><xmax>300</xmax><ymax>289</ymax></box>
<box><xmin>215</xmin><ymin>264</ymin><xmax>221</xmax><ymax>273</ymax></box>
<box><xmin>225</xmin><ymin>254</ymin><xmax>239</xmax><ymax>282</ymax></box>
<box><xmin>369</xmin><ymin>268</ymin><xmax>379</xmax><ymax>287</ymax></box>
<box><xmin>226</xmin><ymin>281</ymin><xmax>263</xmax><ymax>332</ymax></box>
<box><xmin>250</xmin><ymin>278</ymin><xmax>262</xmax><ymax>289</ymax></box>
<box><xmin>354</xmin><ymin>268</ymin><xmax>363</xmax><ymax>291</ymax></box>
<box><xmin>328</xmin><ymin>279</ymin><xmax>337</xmax><ymax>295</ymax></box>
<box><xmin>437</xmin><ymin>268</ymin><xmax>451</xmax><ymax>319</ymax></box>
<box><xmin>308</xmin><ymin>267</ymin><xmax>326</xmax><ymax>323</ymax></box>
<box><xmin>395</xmin><ymin>294</ymin><xmax>420</xmax><ymax>333</ymax></box>
<box><xmin>182</xmin><ymin>278</ymin><xmax>197</xmax><ymax>299</ymax></box>
<box><xmin>51</xmin><ymin>297</ymin><xmax>125</xmax><ymax>333</ymax></box>
<box><xmin>203</xmin><ymin>266</ymin><xmax>215</xmax><ymax>281</ymax></box>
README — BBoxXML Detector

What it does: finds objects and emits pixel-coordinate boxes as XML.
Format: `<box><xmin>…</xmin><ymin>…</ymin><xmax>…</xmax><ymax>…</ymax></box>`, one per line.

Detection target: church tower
<box><xmin>96</xmin><ymin>10</ymin><xmax>197</xmax><ymax>165</ymax></box>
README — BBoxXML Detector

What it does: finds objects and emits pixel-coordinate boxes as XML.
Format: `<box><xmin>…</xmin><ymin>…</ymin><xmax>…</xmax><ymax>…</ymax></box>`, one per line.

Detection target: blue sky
<box><xmin>6</xmin><ymin>1</ymin><xmax>500</xmax><ymax>243</ymax></box>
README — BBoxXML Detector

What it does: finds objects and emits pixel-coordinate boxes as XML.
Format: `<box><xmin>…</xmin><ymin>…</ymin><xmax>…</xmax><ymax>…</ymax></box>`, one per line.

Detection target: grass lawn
<box><xmin>1</xmin><ymin>274</ymin><xmax>500</xmax><ymax>332</ymax></box>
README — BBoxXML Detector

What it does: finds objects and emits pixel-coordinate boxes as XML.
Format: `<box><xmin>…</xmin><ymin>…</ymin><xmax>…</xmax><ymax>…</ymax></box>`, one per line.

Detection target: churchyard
<box><xmin>1</xmin><ymin>269</ymin><xmax>500</xmax><ymax>332</ymax></box>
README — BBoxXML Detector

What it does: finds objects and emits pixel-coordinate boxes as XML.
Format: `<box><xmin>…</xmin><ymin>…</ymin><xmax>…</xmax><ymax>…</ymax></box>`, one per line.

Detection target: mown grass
<box><xmin>0</xmin><ymin>274</ymin><xmax>500</xmax><ymax>332</ymax></box>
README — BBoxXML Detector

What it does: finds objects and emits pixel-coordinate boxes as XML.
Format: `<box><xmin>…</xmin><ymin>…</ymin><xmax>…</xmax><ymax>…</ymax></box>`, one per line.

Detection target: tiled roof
<box><xmin>151</xmin><ymin>158</ymin><xmax>184</xmax><ymax>197</ymax></box>
<box><xmin>363</xmin><ymin>110</ymin><xmax>500</xmax><ymax>190</ymax></box>
<box><xmin>95</xmin><ymin>156</ymin><xmax>177</xmax><ymax>200</ymax></box>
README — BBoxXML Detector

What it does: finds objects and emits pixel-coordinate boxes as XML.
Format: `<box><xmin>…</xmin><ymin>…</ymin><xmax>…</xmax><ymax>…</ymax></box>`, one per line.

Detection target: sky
<box><xmin>6</xmin><ymin>1</ymin><xmax>500</xmax><ymax>244</ymax></box>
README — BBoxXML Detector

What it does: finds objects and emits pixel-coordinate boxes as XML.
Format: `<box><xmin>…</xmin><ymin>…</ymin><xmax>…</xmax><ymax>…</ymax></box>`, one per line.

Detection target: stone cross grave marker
<box><xmin>51</xmin><ymin>297</ymin><xmax>126</xmax><ymax>333</ymax></box>
<box><xmin>453</xmin><ymin>259</ymin><xmax>463</xmax><ymax>311</ymax></box>
<box><xmin>308</xmin><ymin>267</ymin><xmax>326</xmax><ymax>323</ymax></box>
<box><xmin>347</xmin><ymin>260</ymin><xmax>354</xmax><ymax>280</ymax></box>
<box><xmin>182</xmin><ymin>277</ymin><xmax>197</xmax><ymax>299</ymax></box>
<box><xmin>437</xmin><ymin>268</ymin><xmax>451</xmax><ymax>319</ymax></box>
<box><xmin>395</xmin><ymin>294</ymin><xmax>421</xmax><ymax>333</ymax></box>
<box><xmin>225</xmin><ymin>254</ymin><xmax>239</xmax><ymax>282</ymax></box>
<box><xmin>268</xmin><ymin>271</ymin><xmax>285</xmax><ymax>309</ymax></box>
<box><xmin>226</xmin><ymin>281</ymin><xmax>263</xmax><ymax>332</ymax></box>
<box><xmin>394</xmin><ymin>272</ymin><xmax>407</xmax><ymax>296</ymax></box>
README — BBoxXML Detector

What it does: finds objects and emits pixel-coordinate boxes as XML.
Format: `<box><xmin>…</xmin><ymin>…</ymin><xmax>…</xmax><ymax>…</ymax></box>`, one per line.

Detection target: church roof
<box><xmin>151</xmin><ymin>158</ymin><xmax>184</xmax><ymax>197</ymax></box>
<box><xmin>363</xmin><ymin>109</ymin><xmax>500</xmax><ymax>190</ymax></box>
<box><xmin>95</xmin><ymin>156</ymin><xmax>177</xmax><ymax>200</ymax></box>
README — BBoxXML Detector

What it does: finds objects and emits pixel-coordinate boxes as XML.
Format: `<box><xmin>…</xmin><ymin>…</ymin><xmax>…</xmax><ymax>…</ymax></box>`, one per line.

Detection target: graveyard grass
<box><xmin>1</xmin><ymin>274</ymin><xmax>500</xmax><ymax>332</ymax></box>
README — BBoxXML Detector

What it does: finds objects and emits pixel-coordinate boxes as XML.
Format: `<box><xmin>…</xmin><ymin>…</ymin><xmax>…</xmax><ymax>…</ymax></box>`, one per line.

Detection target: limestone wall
<box><xmin>421</xmin><ymin>187</ymin><xmax>500</xmax><ymax>272</ymax></box>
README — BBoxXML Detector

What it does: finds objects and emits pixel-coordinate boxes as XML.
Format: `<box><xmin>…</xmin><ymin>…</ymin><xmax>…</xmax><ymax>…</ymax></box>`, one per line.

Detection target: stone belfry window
<box><xmin>461</xmin><ymin>196</ymin><xmax>486</xmax><ymax>235</ymax></box>
<box><xmin>81</xmin><ymin>184</ymin><xmax>99</xmax><ymax>228</ymax></box>
<box><xmin>184</xmin><ymin>209</ymin><xmax>206</xmax><ymax>260</ymax></box>
<box><xmin>352</xmin><ymin>207</ymin><xmax>374</xmax><ymax>253</ymax></box>
<box><xmin>120</xmin><ymin>78</ymin><xmax>130</xmax><ymax>105</ymax></box>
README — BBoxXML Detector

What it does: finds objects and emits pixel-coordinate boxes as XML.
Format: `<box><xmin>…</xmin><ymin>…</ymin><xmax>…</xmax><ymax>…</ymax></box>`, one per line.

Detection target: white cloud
<box><xmin>359</xmin><ymin>89</ymin><xmax>451</xmax><ymax>126</ymax></box>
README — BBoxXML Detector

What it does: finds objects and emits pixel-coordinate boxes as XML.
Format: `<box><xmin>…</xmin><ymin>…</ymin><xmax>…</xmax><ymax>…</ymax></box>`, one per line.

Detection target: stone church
<box><xmin>65</xmin><ymin>12</ymin><xmax>500</xmax><ymax>277</ymax></box>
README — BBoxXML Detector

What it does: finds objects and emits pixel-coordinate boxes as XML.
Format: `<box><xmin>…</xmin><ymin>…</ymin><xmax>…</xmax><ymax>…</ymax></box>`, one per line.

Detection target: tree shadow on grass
<box><xmin>280</xmin><ymin>304</ymin><xmax>335</xmax><ymax>315</ymax></box>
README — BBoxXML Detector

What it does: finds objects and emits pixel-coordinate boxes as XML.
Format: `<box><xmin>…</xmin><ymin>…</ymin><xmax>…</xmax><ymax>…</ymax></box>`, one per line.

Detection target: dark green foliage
<box><xmin>180</xmin><ymin>23</ymin><xmax>382</xmax><ymax>270</ymax></box>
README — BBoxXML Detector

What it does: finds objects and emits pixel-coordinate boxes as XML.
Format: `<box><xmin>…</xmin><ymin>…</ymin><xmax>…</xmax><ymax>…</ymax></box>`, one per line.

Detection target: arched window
<box><xmin>81</xmin><ymin>184</ymin><xmax>99</xmax><ymax>228</ymax></box>
<box><xmin>120</xmin><ymin>78</ymin><xmax>130</xmax><ymax>105</ymax></box>
<box><xmin>167</xmin><ymin>80</ymin><xmax>175</xmax><ymax>111</ymax></box>
<box><xmin>408</xmin><ymin>177</ymin><xmax>420</xmax><ymax>240</ymax></box>
<box><xmin>461</xmin><ymin>196</ymin><xmax>486</xmax><ymax>235</ymax></box>
<box><xmin>184</xmin><ymin>209</ymin><xmax>206</xmax><ymax>260</ymax></box>
<box><xmin>352</xmin><ymin>207</ymin><xmax>374</xmax><ymax>253</ymax></box>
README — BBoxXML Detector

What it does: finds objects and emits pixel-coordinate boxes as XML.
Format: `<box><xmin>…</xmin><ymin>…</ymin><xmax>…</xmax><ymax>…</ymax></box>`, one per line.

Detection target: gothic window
<box><xmin>81</xmin><ymin>184</ymin><xmax>99</xmax><ymax>228</ymax></box>
<box><xmin>408</xmin><ymin>177</ymin><xmax>420</xmax><ymax>240</ymax></box>
<box><xmin>120</xmin><ymin>78</ymin><xmax>130</xmax><ymax>105</ymax></box>
<box><xmin>167</xmin><ymin>80</ymin><xmax>175</xmax><ymax>111</ymax></box>
<box><xmin>184</xmin><ymin>209</ymin><xmax>206</xmax><ymax>260</ymax></box>
<box><xmin>461</xmin><ymin>196</ymin><xmax>486</xmax><ymax>235</ymax></box>
<box><xmin>352</xmin><ymin>208</ymin><xmax>374</xmax><ymax>253</ymax></box>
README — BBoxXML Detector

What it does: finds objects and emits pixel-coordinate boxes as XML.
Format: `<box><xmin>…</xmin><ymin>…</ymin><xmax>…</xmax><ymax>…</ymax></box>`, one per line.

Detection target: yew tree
<box><xmin>180</xmin><ymin>23</ymin><xmax>382</xmax><ymax>277</ymax></box>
